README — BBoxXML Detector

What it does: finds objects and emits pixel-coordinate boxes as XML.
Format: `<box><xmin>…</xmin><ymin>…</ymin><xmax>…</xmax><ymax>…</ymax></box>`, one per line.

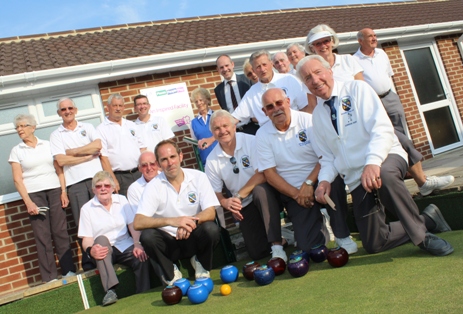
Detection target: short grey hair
<box><xmin>14</xmin><ymin>113</ymin><xmax>37</xmax><ymax>127</ymax></box>
<box><xmin>305</xmin><ymin>24</ymin><xmax>340</xmax><ymax>55</ymax></box>
<box><xmin>296</xmin><ymin>55</ymin><xmax>331</xmax><ymax>81</ymax></box>
<box><xmin>286</xmin><ymin>43</ymin><xmax>305</xmax><ymax>54</ymax></box>
<box><xmin>249</xmin><ymin>50</ymin><xmax>272</xmax><ymax>66</ymax></box>
<box><xmin>107</xmin><ymin>93</ymin><xmax>124</xmax><ymax>105</ymax></box>
<box><xmin>272</xmin><ymin>51</ymin><xmax>289</xmax><ymax>62</ymax></box>
<box><xmin>190</xmin><ymin>88</ymin><xmax>211</xmax><ymax>105</ymax></box>
<box><xmin>209</xmin><ymin>109</ymin><xmax>236</xmax><ymax>133</ymax></box>
<box><xmin>56</xmin><ymin>97</ymin><xmax>76</xmax><ymax>110</ymax></box>
<box><xmin>92</xmin><ymin>171</ymin><xmax>116</xmax><ymax>189</ymax></box>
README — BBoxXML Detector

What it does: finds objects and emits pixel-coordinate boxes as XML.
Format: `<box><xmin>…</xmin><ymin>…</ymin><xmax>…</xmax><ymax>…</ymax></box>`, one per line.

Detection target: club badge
<box><xmin>188</xmin><ymin>192</ymin><xmax>197</xmax><ymax>204</ymax></box>
<box><xmin>241</xmin><ymin>155</ymin><xmax>250</xmax><ymax>168</ymax></box>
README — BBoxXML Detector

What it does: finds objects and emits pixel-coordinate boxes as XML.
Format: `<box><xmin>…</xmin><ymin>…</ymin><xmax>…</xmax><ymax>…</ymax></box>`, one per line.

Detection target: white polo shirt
<box><xmin>78</xmin><ymin>194</ymin><xmax>135</xmax><ymax>252</ymax></box>
<box><xmin>232</xmin><ymin>72</ymin><xmax>308</xmax><ymax>126</ymax></box>
<box><xmin>136</xmin><ymin>168</ymin><xmax>219</xmax><ymax>237</ymax></box>
<box><xmin>9</xmin><ymin>138</ymin><xmax>60</xmax><ymax>193</ymax></box>
<box><xmin>353</xmin><ymin>48</ymin><xmax>393</xmax><ymax>95</ymax></box>
<box><xmin>205</xmin><ymin>133</ymin><xmax>257</xmax><ymax>207</ymax></box>
<box><xmin>127</xmin><ymin>175</ymin><xmax>148</xmax><ymax>214</ymax></box>
<box><xmin>331</xmin><ymin>53</ymin><xmax>364</xmax><ymax>82</ymax></box>
<box><xmin>50</xmin><ymin>121</ymin><xmax>103</xmax><ymax>186</ymax></box>
<box><xmin>96</xmin><ymin>117</ymin><xmax>146</xmax><ymax>171</ymax></box>
<box><xmin>256</xmin><ymin>109</ymin><xmax>320</xmax><ymax>189</ymax></box>
<box><xmin>135</xmin><ymin>115</ymin><xmax>174</xmax><ymax>152</ymax></box>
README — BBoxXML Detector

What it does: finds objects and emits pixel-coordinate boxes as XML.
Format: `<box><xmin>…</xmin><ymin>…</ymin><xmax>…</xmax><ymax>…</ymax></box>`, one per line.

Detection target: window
<box><xmin>0</xmin><ymin>88</ymin><xmax>104</xmax><ymax>204</ymax></box>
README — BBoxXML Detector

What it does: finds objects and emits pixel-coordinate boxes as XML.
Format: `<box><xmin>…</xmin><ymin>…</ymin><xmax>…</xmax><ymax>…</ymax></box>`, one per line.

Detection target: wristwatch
<box><xmin>304</xmin><ymin>179</ymin><xmax>314</xmax><ymax>186</ymax></box>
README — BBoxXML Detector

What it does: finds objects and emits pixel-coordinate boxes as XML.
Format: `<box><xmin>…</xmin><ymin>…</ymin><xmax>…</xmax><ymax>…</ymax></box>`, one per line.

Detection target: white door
<box><xmin>401</xmin><ymin>41</ymin><xmax>463</xmax><ymax>154</ymax></box>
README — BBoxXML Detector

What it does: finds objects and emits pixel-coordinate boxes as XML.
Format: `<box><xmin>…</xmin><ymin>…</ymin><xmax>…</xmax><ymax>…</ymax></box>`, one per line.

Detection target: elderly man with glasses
<box><xmin>50</xmin><ymin>97</ymin><xmax>103</xmax><ymax>271</ymax></box>
<box><xmin>205</xmin><ymin>110</ymin><xmax>287</xmax><ymax>262</ymax></box>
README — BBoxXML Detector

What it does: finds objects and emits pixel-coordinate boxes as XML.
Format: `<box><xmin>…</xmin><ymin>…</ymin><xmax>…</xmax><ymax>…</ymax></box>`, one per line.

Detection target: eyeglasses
<box><xmin>312</xmin><ymin>38</ymin><xmax>331</xmax><ymax>48</ymax></box>
<box><xmin>59</xmin><ymin>106</ymin><xmax>75</xmax><ymax>112</ymax></box>
<box><xmin>230</xmin><ymin>156</ymin><xmax>239</xmax><ymax>174</ymax></box>
<box><xmin>264</xmin><ymin>100</ymin><xmax>285</xmax><ymax>111</ymax></box>
<box><xmin>95</xmin><ymin>184</ymin><xmax>112</xmax><ymax>189</ymax></box>
<box><xmin>15</xmin><ymin>124</ymin><xmax>31</xmax><ymax>130</ymax></box>
<box><xmin>140</xmin><ymin>162</ymin><xmax>156</xmax><ymax>168</ymax></box>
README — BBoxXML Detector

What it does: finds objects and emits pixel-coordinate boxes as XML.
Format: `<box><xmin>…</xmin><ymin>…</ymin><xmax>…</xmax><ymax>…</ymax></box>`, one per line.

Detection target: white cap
<box><xmin>308</xmin><ymin>31</ymin><xmax>332</xmax><ymax>44</ymax></box>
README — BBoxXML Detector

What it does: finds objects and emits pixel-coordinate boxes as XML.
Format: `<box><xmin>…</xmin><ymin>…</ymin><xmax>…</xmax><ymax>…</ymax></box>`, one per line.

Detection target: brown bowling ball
<box><xmin>162</xmin><ymin>285</ymin><xmax>183</xmax><ymax>305</ymax></box>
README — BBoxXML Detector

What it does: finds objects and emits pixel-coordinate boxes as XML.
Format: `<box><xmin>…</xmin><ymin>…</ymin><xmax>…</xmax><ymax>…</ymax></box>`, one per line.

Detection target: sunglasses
<box><xmin>230</xmin><ymin>157</ymin><xmax>239</xmax><ymax>174</ymax></box>
<box><xmin>312</xmin><ymin>38</ymin><xmax>331</xmax><ymax>48</ymax></box>
<box><xmin>264</xmin><ymin>100</ymin><xmax>285</xmax><ymax>111</ymax></box>
<box><xmin>95</xmin><ymin>184</ymin><xmax>112</xmax><ymax>189</ymax></box>
<box><xmin>140</xmin><ymin>162</ymin><xmax>156</xmax><ymax>168</ymax></box>
<box><xmin>15</xmin><ymin>124</ymin><xmax>31</xmax><ymax>130</ymax></box>
<box><xmin>60</xmin><ymin>106</ymin><xmax>75</xmax><ymax>112</ymax></box>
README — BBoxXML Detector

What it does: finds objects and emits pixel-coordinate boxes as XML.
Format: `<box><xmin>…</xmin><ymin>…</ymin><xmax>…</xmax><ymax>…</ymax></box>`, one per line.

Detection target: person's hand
<box><xmin>222</xmin><ymin>197</ymin><xmax>243</xmax><ymax>220</ymax></box>
<box><xmin>173</xmin><ymin>216</ymin><xmax>199</xmax><ymax>233</ymax></box>
<box><xmin>133</xmin><ymin>243</ymin><xmax>148</xmax><ymax>262</ymax></box>
<box><xmin>61</xmin><ymin>191</ymin><xmax>69</xmax><ymax>208</ymax></box>
<box><xmin>91</xmin><ymin>244</ymin><xmax>109</xmax><ymax>260</ymax></box>
<box><xmin>198</xmin><ymin>138</ymin><xmax>212</xmax><ymax>150</ymax></box>
<box><xmin>294</xmin><ymin>184</ymin><xmax>315</xmax><ymax>208</ymax></box>
<box><xmin>315</xmin><ymin>181</ymin><xmax>331</xmax><ymax>205</ymax></box>
<box><xmin>361</xmin><ymin>165</ymin><xmax>382</xmax><ymax>193</ymax></box>
<box><xmin>176</xmin><ymin>227</ymin><xmax>191</xmax><ymax>240</ymax></box>
<box><xmin>25</xmin><ymin>201</ymin><xmax>39</xmax><ymax>216</ymax></box>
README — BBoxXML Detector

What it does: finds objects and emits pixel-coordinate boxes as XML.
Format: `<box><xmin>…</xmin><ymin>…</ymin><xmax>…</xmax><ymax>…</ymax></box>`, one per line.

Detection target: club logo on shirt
<box><xmin>241</xmin><ymin>155</ymin><xmax>250</xmax><ymax>168</ymax></box>
<box><xmin>80</xmin><ymin>130</ymin><xmax>87</xmax><ymax>137</ymax></box>
<box><xmin>152</xmin><ymin>123</ymin><xmax>158</xmax><ymax>130</ymax></box>
<box><xmin>130</xmin><ymin>129</ymin><xmax>136</xmax><ymax>136</ymax></box>
<box><xmin>341</xmin><ymin>97</ymin><xmax>352</xmax><ymax>111</ymax></box>
<box><xmin>188</xmin><ymin>192</ymin><xmax>198</xmax><ymax>204</ymax></box>
<box><xmin>298</xmin><ymin>130</ymin><xmax>307</xmax><ymax>142</ymax></box>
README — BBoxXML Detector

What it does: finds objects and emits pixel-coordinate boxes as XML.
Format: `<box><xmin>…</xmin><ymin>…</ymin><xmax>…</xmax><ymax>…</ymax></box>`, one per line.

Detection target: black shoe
<box><xmin>422</xmin><ymin>204</ymin><xmax>452</xmax><ymax>233</ymax></box>
<box><xmin>418</xmin><ymin>232</ymin><xmax>454</xmax><ymax>256</ymax></box>
<box><xmin>102</xmin><ymin>289</ymin><xmax>118</xmax><ymax>306</ymax></box>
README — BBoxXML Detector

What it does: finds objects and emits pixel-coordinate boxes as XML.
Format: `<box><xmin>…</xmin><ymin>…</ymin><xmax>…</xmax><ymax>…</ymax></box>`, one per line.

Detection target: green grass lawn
<box><xmin>77</xmin><ymin>231</ymin><xmax>463</xmax><ymax>314</ymax></box>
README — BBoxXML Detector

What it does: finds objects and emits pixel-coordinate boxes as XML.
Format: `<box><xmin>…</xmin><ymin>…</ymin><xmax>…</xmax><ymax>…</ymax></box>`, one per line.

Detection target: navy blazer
<box><xmin>214</xmin><ymin>74</ymin><xmax>252</xmax><ymax>111</ymax></box>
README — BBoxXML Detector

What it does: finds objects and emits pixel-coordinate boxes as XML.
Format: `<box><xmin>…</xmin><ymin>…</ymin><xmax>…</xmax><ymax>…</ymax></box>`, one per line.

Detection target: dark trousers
<box><xmin>324</xmin><ymin>175</ymin><xmax>351</xmax><ymax>239</ymax></box>
<box><xmin>68</xmin><ymin>178</ymin><xmax>94</xmax><ymax>268</ymax></box>
<box><xmin>140</xmin><ymin>221</ymin><xmax>220</xmax><ymax>282</ymax></box>
<box><xmin>280</xmin><ymin>194</ymin><xmax>328</xmax><ymax>252</ymax></box>
<box><xmin>239</xmin><ymin>183</ymin><xmax>283</xmax><ymax>260</ymax></box>
<box><xmin>92</xmin><ymin>236</ymin><xmax>150</xmax><ymax>293</ymax></box>
<box><xmin>381</xmin><ymin>91</ymin><xmax>423</xmax><ymax>166</ymax></box>
<box><xmin>29</xmin><ymin>187</ymin><xmax>75</xmax><ymax>282</ymax></box>
<box><xmin>114</xmin><ymin>170</ymin><xmax>141</xmax><ymax>197</ymax></box>
<box><xmin>351</xmin><ymin>154</ymin><xmax>427</xmax><ymax>254</ymax></box>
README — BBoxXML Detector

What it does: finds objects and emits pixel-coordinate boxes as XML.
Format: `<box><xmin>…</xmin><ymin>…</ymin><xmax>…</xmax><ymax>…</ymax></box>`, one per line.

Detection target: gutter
<box><xmin>0</xmin><ymin>21</ymin><xmax>462</xmax><ymax>98</ymax></box>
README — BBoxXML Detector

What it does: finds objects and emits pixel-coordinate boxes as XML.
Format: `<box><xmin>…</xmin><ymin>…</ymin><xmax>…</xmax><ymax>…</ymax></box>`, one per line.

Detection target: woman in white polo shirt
<box><xmin>9</xmin><ymin>114</ymin><xmax>76</xmax><ymax>283</ymax></box>
<box><xmin>305</xmin><ymin>24</ymin><xmax>364</xmax><ymax>82</ymax></box>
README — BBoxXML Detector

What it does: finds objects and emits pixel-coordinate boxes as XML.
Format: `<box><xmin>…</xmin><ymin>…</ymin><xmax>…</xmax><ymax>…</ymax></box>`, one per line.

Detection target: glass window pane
<box><xmin>0</xmin><ymin>106</ymin><xmax>29</xmax><ymax>125</ymax></box>
<box><xmin>423</xmin><ymin>107</ymin><xmax>459</xmax><ymax>149</ymax></box>
<box><xmin>42</xmin><ymin>95</ymin><xmax>95</xmax><ymax>117</ymax></box>
<box><xmin>404</xmin><ymin>48</ymin><xmax>445</xmax><ymax>105</ymax></box>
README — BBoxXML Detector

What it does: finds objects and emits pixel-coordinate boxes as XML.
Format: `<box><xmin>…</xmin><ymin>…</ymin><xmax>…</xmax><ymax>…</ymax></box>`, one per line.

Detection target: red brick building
<box><xmin>1</xmin><ymin>0</ymin><xmax>463</xmax><ymax>294</ymax></box>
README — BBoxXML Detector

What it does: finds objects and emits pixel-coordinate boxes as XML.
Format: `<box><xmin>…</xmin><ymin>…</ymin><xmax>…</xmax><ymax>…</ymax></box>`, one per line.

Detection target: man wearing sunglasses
<box><xmin>257</xmin><ymin>88</ymin><xmax>356</xmax><ymax>254</ymax></box>
<box><xmin>298</xmin><ymin>55</ymin><xmax>453</xmax><ymax>256</ymax></box>
<box><xmin>205</xmin><ymin>110</ymin><xmax>287</xmax><ymax>262</ymax></box>
<box><xmin>50</xmin><ymin>97</ymin><xmax>103</xmax><ymax>271</ymax></box>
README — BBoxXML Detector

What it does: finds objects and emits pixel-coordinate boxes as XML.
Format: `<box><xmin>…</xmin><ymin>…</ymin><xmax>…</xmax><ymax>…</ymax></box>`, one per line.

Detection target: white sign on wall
<box><xmin>140</xmin><ymin>82</ymin><xmax>194</xmax><ymax>132</ymax></box>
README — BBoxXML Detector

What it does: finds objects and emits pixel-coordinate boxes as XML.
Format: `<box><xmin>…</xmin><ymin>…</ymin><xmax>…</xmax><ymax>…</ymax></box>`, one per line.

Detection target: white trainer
<box><xmin>162</xmin><ymin>264</ymin><xmax>183</xmax><ymax>286</ymax></box>
<box><xmin>190</xmin><ymin>255</ymin><xmax>210</xmax><ymax>278</ymax></box>
<box><xmin>63</xmin><ymin>271</ymin><xmax>76</xmax><ymax>277</ymax></box>
<box><xmin>336</xmin><ymin>236</ymin><xmax>358</xmax><ymax>254</ymax></box>
<box><xmin>271</xmin><ymin>245</ymin><xmax>288</xmax><ymax>262</ymax></box>
<box><xmin>419</xmin><ymin>175</ymin><xmax>455</xmax><ymax>196</ymax></box>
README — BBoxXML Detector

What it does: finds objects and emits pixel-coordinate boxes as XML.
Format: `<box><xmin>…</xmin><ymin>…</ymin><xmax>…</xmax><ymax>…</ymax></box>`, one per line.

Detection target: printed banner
<box><xmin>140</xmin><ymin>82</ymin><xmax>194</xmax><ymax>132</ymax></box>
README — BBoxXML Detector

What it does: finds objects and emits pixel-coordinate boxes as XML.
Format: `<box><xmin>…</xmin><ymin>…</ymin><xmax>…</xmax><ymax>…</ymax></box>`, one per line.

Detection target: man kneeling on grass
<box><xmin>79</xmin><ymin>171</ymin><xmax>150</xmax><ymax>306</ymax></box>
